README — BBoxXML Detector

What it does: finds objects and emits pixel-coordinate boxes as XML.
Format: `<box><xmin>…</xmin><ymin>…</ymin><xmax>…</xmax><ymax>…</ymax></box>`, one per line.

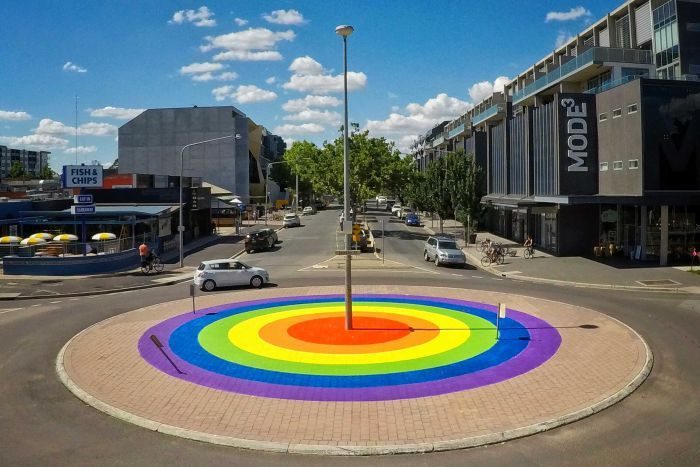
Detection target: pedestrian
<box><xmin>211</xmin><ymin>220</ymin><xmax>217</xmax><ymax>234</ymax></box>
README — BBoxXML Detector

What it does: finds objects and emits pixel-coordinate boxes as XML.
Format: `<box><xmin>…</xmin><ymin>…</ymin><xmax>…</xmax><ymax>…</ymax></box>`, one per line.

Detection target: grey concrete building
<box><xmin>0</xmin><ymin>146</ymin><xmax>49</xmax><ymax>179</ymax></box>
<box><xmin>414</xmin><ymin>0</ymin><xmax>700</xmax><ymax>264</ymax></box>
<box><xmin>118</xmin><ymin>106</ymin><xmax>284</xmax><ymax>203</ymax></box>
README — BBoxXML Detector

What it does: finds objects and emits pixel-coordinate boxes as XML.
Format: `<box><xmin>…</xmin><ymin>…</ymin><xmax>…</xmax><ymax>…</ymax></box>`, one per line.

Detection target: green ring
<box><xmin>198</xmin><ymin>302</ymin><xmax>497</xmax><ymax>376</ymax></box>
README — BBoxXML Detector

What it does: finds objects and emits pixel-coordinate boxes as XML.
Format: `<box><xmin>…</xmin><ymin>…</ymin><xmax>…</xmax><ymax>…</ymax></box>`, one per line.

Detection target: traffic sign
<box><xmin>70</xmin><ymin>204</ymin><xmax>96</xmax><ymax>215</ymax></box>
<box><xmin>74</xmin><ymin>194</ymin><xmax>93</xmax><ymax>204</ymax></box>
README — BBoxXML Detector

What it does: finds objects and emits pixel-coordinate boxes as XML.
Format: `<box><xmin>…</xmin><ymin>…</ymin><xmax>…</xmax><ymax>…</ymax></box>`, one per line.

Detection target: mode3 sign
<box><xmin>560</xmin><ymin>97</ymin><xmax>591</xmax><ymax>173</ymax></box>
<box><xmin>63</xmin><ymin>165</ymin><xmax>104</xmax><ymax>188</ymax></box>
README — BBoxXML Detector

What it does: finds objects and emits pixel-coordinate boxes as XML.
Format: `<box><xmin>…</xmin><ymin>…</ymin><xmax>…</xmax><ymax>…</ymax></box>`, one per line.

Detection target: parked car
<box><xmin>283</xmin><ymin>213</ymin><xmax>301</xmax><ymax>227</ymax></box>
<box><xmin>195</xmin><ymin>260</ymin><xmax>270</xmax><ymax>291</ymax></box>
<box><xmin>391</xmin><ymin>203</ymin><xmax>402</xmax><ymax>216</ymax></box>
<box><xmin>423</xmin><ymin>235</ymin><xmax>467</xmax><ymax>267</ymax></box>
<box><xmin>244</xmin><ymin>229</ymin><xmax>277</xmax><ymax>253</ymax></box>
<box><xmin>399</xmin><ymin>207</ymin><xmax>413</xmax><ymax>219</ymax></box>
<box><xmin>302</xmin><ymin>206</ymin><xmax>316</xmax><ymax>215</ymax></box>
<box><xmin>376</xmin><ymin>195</ymin><xmax>387</xmax><ymax>204</ymax></box>
<box><xmin>405</xmin><ymin>212</ymin><xmax>420</xmax><ymax>226</ymax></box>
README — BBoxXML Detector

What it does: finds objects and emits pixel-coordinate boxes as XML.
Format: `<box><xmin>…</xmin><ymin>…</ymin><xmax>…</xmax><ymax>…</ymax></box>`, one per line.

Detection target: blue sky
<box><xmin>0</xmin><ymin>1</ymin><xmax>621</xmax><ymax>170</ymax></box>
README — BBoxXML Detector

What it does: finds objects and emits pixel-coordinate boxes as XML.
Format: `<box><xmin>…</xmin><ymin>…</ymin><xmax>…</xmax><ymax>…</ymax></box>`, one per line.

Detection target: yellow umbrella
<box><xmin>30</xmin><ymin>232</ymin><xmax>54</xmax><ymax>240</ymax></box>
<box><xmin>21</xmin><ymin>237</ymin><xmax>47</xmax><ymax>245</ymax></box>
<box><xmin>0</xmin><ymin>236</ymin><xmax>22</xmax><ymax>244</ymax></box>
<box><xmin>91</xmin><ymin>232</ymin><xmax>117</xmax><ymax>241</ymax></box>
<box><xmin>53</xmin><ymin>234</ymin><xmax>79</xmax><ymax>242</ymax></box>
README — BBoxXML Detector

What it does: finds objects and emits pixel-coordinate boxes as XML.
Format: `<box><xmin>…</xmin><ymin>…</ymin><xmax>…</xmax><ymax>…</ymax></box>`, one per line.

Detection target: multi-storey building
<box><xmin>118</xmin><ymin>106</ymin><xmax>285</xmax><ymax>203</ymax></box>
<box><xmin>0</xmin><ymin>146</ymin><xmax>50</xmax><ymax>179</ymax></box>
<box><xmin>414</xmin><ymin>0</ymin><xmax>700</xmax><ymax>265</ymax></box>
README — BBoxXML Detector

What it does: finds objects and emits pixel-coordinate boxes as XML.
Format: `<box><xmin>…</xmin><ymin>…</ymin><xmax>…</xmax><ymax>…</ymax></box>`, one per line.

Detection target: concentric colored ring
<box><xmin>138</xmin><ymin>294</ymin><xmax>562</xmax><ymax>401</ymax></box>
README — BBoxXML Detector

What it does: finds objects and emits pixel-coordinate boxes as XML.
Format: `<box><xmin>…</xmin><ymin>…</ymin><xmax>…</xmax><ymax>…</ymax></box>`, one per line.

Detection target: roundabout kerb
<box><xmin>57</xmin><ymin>286</ymin><xmax>652</xmax><ymax>455</ymax></box>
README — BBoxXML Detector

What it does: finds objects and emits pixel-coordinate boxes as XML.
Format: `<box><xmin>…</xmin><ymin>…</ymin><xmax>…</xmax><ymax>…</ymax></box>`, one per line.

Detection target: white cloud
<box><xmin>201</xmin><ymin>28</ymin><xmax>295</xmax><ymax>63</ymax></box>
<box><xmin>555</xmin><ymin>31</ymin><xmax>576</xmax><ymax>48</ymax></box>
<box><xmin>265</xmin><ymin>76</ymin><xmax>277</xmax><ymax>84</ymax></box>
<box><xmin>545</xmin><ymin>6</ymin><xmax>591</xmax><ymax>22</ymax></box>
<box><xmin>170</xmin><ymin>6</ymin><xmax>216</xmax><ymax>27</ymax></box>
<box><xmin>273</xmin><ymin>123</ymin><xmax>325</xmax><ymax>136</ymax></box>
<box><xmin>234</xmin><ymin>17</ymin><xmax>248</xmax><ymax>26</ymax></box>
<box><xmin>191</xmin><ymin>71</ymin><xmax>239</xmax><ymax>82</ymax></box>
<box><xmin>288</xmin><ymin>56</ymin><xmax>324</xmax><ymax>75</ymax></box>
<box><xmin>283</xmin><ymin>57</ymin><xmax>367</xmax><ymax>94</ymax></box>
<box><xmin>33</xmin><ymin>118</ymin><xmax>116</xmax><ymax>137</ymax></box>
<box><xmin>391</xmin><ymin>105</ymin><xmax>400</xmax><ymax>112</ymax></box>
<box><xmin>365</xmin><ymin>93</ymin><xmax>472</xmax><ymax>151</ymax></box>
<box><xmin>62</xmin><ymin>61</ymin><xmax>87</xmax><ymax>73</ymax></box>
<box><xmin>212</xmin><ymin>85</ymin><xmax>235</xmax><ymax>101</ymax></box>
<box><xmin>283</xmin><ymin>109</ymin><xmax>341</xmax><ymax>126</ymax></box>
<box><xmin>89</xmin><ymin>107</ymin><xmax>144</xmax><ymax>120</ymax></box>
<box><xmin>179</xmin><ymin>62</ymin><xmax>225</xmax><ymax>75</ymax></box>
<box><xmin>0</xmin><ymin>134</ymin><xmax>69</xmax><ymax>151</ymax></box>
<box><xmin>282</xmin><ymin>95</ymin><xmax>341</xmax><ymax>112</ymax></box>
<box><xmin>213</xmin><ymin>50</ymin><xmax>283</xmax><ymax>61</ymax></box>
<box><xmin>63</xmin><ymin>145</ymin><xmax>97</xmax><ymax>155</ymax></box>
<box><xmin>263</xmin><ymin>9</ymin><xmax>306</xmax><ymax>25</ymax></box>
<box><xmin>232</xmin><ymin>85</ymin><xmax>277</xmax><ymax>104</ymax></box>
<box><xmin>468</xmin><ymin>76</ymin><xmax>510</xmax><ymax>103</ymax></box>
<box><xmin>0</xmin><ymin>110</ymin><xmax>31</xmax><ymax>121</ymax></box>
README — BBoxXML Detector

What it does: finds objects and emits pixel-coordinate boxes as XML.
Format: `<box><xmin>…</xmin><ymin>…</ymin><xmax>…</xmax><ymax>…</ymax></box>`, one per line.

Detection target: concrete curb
<box><xmin>55</xmin><ymin>288</ymin><xmax>654</xmax><ymax>456</ymax></box>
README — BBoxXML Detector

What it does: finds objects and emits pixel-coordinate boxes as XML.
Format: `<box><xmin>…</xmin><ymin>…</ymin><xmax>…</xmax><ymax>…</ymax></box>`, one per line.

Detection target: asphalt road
<box><xmin>1</xmin><ymin>206</ymin><xmax>698</xmax><ymax>466</ymax></box>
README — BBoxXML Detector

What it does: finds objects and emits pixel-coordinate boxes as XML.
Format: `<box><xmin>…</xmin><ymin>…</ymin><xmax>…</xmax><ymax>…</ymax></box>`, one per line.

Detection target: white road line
<box><xmin>451</xmin><ymin>273</ymin><xmax>461</xmax><ymax>276</ymax></box>
<box><xmin>31</xmin><ymin>304</ymin><xmax>41</xmax><ymax>307</ymax></box>
<box><xmin>0</xmin><ymin>308</ymin><xmax>23</xmax><ymax>315</ymax></box>
<box><xmin>50</xmin><ymin>300</ymin><xmax>62</xmax><ymax>304</ymax></box>
<box><xmin>69</xmin><ymin>298</ymin><xmax>80</xmax><ymax>301</ymax></box>
<box><xmin>492</xmin><ymin>278</ymin><xmax>503</xmax><ymax>281</ymax></box>
<box><xmin>471</xmin><ymin>275</ymin><xmax>484</xmax><ymax>279</ymax></box>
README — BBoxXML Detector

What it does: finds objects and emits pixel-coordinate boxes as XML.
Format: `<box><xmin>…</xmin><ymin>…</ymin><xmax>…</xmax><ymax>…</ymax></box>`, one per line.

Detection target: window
<box><xmin>613</xmin><ymin>161</ymin><xmax>624</xmax><ymax>170</ymax></box>
<box><xmin>613</xmin><ymin>108</ymin><xmax>622</xmax><ymax>118</ymax></box>
<box><xmin>628</xmin><ymin>159</ymin><xmax>639</xmax><ymax>169</ymax></box>
<box><xmin>627</xmin><ymin>103</ymin><xmax>638</xmax><ymax>114</ymax></box>
<box><xmin>599</xmin><ymin>112</ymin><xmax>608</xmax><ymax>122</ymax></box>
<box><xmin>600</xmin><ymin>162</ymin><xmax>609</xmax><ymax>171</ymax></box>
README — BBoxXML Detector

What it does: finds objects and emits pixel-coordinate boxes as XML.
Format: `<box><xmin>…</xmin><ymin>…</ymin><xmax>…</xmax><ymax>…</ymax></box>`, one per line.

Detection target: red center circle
<box><xmin>287</xmin><ymin>316</ymin><xmax>412</xmax><ymax>345</ymax></box>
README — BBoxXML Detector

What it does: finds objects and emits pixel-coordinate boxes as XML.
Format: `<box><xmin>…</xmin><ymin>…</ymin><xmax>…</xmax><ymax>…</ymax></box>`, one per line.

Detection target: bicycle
<box><xmin>141</xmin><ymin>255</ymin><xmax>164</xmax><ymax>274</ymax></box>
<box><xmin>480</xmin><ymin>249</ymin><xmax>504</xmax><ymax>267</ymax></box>
<box><xmin>523</xmin><ymin>245</ymin><xmax>534</xmax><ymax>259</ymax></box>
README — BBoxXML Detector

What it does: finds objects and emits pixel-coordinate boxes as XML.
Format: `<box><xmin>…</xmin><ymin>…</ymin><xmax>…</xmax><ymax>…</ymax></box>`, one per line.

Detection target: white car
<box><xmin>376</xmin><ymin>195</ymin><xmax>387</xmax><ymax>204</ymax></box>
<box><xmin>302</xmin><ymin>206</ymin><xmax>315</xmax><ymax>215</ymax></box>
<box><xmin>399</xmin><ymin>207</ymin><xmax>413</xmax><ymax>219</ymax></box>
<box><xmin>283</xmin><ymin>213</ymin><xmax>301</xmax><ymax>227</ymax></box>
<box><xmin>195</xmin><ymin>260</ymin><xmax>270</xmax><ymax>291</ymax></box>
<box><xmin>391</xmin><ymin>203</ymin><xmax>402</xmax><ymax>216</ymax></box>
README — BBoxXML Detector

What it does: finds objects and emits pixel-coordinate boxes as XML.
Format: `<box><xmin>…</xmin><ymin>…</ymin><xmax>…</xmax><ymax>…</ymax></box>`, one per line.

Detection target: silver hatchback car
<box><xmin>423</xmin><ymin>236</ymin><xmax>467</xmax><ymax>267</ymax></box>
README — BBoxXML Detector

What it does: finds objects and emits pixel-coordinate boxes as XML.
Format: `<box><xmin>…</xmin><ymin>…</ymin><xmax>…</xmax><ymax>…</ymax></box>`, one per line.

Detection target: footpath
<box><xmin>0</xmin><ymin>220</ymin><xmax>283</xmax><ymax>300</ymax></box>
<box><xmin>424</xmin><ymin>219</ymin><xmax>700</xmax><ymax>293</ymax></box>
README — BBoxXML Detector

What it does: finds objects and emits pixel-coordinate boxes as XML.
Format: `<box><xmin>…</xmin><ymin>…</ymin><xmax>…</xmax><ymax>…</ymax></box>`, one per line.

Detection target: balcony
<box><xmin>472</xmin><ymin>104</ymin><xmax>505</xmax><ymax>126</ymax></box>
<box><xmin>446</xmin><ymin>121</ymin><xmax>471</xmax><ymax>140</ymax></box>
<box><xmin>431</xmin><ymin>135</ymin><xmax>446</xmax><ymax>148</ymax></box>
<box><xmin>512</xmin><ymin>47</ymin><xmax>653</xmax><ymax>104</ymax></box>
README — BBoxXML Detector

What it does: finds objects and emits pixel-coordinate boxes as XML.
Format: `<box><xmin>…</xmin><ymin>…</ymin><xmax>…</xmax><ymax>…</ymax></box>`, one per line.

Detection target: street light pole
<box><xmin>265</xmin><ymin>160</ymin><xmax>291</xmax><ymax>225</ymax></box>
<box><xmin>336</xmin><ymin>24</ymin><xmax>354</xmax><ymax>330</ymax></box>
<box><xmin>179</xmin><ymin>134</ymin><xmax>239</xmax><ymax>268</ymax></box>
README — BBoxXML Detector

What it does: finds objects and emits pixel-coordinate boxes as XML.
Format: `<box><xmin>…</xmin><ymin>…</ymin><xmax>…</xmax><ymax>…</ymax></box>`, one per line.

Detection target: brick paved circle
<box><xmin>58</xmin><ymin>286</ymin><xmax>651</xmax><ymax>455</ymax></box>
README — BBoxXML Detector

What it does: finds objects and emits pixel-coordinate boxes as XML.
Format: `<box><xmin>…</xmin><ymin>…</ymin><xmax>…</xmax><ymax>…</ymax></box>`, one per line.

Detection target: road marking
<box><xmin>451</xmin><ymin>273</ymin><xmax>461</xmax><ymax>276</ymax></box>
<box><xmin>69</xmin><ymin>298</ymin><xmax>80</xmax><ymax>301</ymax></box>
<box><xmin>31</xmin><ymin>304</ymin><xmax>41</xmax><ymax>307</ymax></box>
<box><xmin>492</xmin><ymin>278</ymin><xmax>503</xmax><ymax>281</ymax></box>
<box><xmin>152</xmin><ymin>273</ymin><xmax>193</xmax><ymax>283</ymax></box>
<box><xmin>50</xmin><ymin>300</ymin><xmax>62</xmax><ymax>304</ymax></box>
<box><xmin>471</xmin><ymin>275</ymin><xmax>483</xmax><ymax>279</ymax></box>
<box><xmin>0</xmin><ymin>308</ymin><xmax>23</xmax><ymax>315</ymax></box>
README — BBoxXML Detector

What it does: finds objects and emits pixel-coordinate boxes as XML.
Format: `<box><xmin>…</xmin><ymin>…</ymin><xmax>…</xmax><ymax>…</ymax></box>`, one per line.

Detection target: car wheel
<box><xmin>202</xmin><ymin>279</ymin><xmax>216</xmax><ymax>292</ymax></box>
<box><xmin>434</xmin><ymin>256</ymin><xmax>440</xmax><ymax>267</ymax></box>
<box><xmin>424</xmin><ymin>251</ymin><xmax>429</xmax><ymax>261</ymax></box>
<box><xmin>250</xmin><ymin>275</ymin><xmax>264</xmax><ymax>289</ymax></box>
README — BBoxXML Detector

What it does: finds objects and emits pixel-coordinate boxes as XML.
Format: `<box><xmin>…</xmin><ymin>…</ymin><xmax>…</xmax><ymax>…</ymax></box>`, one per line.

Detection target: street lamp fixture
<box><xmin>336</xmin><ymin>23</ymin><xmax>354</xmax><ymax>330</ymax></box>
<box><xmin>179</xmin><ymin>134</ymin><xmax>241</xmax><ymax>268</ymax></box>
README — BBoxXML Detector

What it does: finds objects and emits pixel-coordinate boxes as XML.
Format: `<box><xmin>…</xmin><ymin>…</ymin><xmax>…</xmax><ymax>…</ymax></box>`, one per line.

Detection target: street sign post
<box><xmin>70</xmin><ymin>204</ymin><xmax>96</xmax><ymax>215</ymax></box>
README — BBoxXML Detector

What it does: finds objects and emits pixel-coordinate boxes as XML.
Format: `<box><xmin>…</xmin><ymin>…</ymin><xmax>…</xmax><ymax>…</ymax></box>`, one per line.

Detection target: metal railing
<box><xmin>0</xmin><ymin>234</ymin><xmax>155</xmax><ymax>259</ymax></box>
<box><xmin>472</xmin><ymin>104</ymin><xmax>504</xmax><ymax>126</ymax></box>
<box><xmin>512</xmin><ymin>47</ymin><xmax>653</xmax><ymax>103</ymax></box>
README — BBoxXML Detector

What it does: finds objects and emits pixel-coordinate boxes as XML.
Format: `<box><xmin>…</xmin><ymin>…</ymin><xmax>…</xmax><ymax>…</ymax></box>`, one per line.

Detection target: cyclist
<box><xmin>524</xmin><ymin>235</ymin><xmax>533</xmax><ymax>257</ymax></box>
<box><xmin>139</xmin><ymin>242</ymin><xmax>154</xmax><ymax>268</ymax></box>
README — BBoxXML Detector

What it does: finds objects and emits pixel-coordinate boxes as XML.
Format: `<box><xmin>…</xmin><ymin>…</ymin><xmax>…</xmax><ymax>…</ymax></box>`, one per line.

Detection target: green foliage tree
<box><xmin>9</xmin><ymin>161</ymin><xmax>25</xmax><ymax>179</ymax></box>
<box><xmin>39</xmin><ymin>164</ymin><xmax>55</xmax><ymax>179</ymax></box>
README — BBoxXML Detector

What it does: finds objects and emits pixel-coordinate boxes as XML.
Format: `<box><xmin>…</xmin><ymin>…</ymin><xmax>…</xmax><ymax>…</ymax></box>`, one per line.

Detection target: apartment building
<box><xmin>0</xmin><ymin>146</ymin><xmax>50</xmax><ymax>178</ymax></box>
<box><xmin>415</xmin><ymin>0</ymin><xmax>700</xmax><ymax>264</ymax></box>
<box><xmin>118</xmin><ymin>106</ymin><xmax>285</xmax><ymax>203</ymax></box>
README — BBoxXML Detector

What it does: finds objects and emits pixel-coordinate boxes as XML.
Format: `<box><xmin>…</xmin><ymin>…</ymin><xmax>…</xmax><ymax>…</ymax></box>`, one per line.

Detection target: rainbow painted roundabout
<box><xmin>58</xmin><ymin>286</ymin><xmax>652</xmax><ymax>455</ymax></box>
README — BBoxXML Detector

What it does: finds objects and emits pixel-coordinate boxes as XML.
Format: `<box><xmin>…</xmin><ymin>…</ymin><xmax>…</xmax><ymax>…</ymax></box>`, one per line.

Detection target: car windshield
<box><xmin>284</xmin><ymin>214</ymin><xmax>296</xmax><ymax>219</ymax></box>
<box><xmin>198</xmin><ymin>263</ymin><xmax>206</xmax><ymax>270</ymax></box>
<box><xmin>235</xmin><ymin>261</ymin><xmax>250</xmax><ymax>269</ymax></box>
<box><xmin>439</xmin><ymin>241</ymin><xmax>458</xmax><ymax>249</ymax></box>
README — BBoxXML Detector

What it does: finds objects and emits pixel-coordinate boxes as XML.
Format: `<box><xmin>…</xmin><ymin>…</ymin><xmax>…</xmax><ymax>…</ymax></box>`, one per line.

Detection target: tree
<box><xmin>39</xmin><ymin>165</ymin><xmax>55</xmax><ymax>179</ymax></box>
<box><xmin>9</xmin><ymin>161</ymin><xmax>25</xmax><ymax>179</ymax></box>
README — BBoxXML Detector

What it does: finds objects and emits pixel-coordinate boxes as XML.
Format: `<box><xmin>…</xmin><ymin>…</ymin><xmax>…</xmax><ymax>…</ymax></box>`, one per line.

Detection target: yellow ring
<box><xmin>227</xmin><ymin>304</ymin><xmax>470</xmax><ymax>365</ymax></box>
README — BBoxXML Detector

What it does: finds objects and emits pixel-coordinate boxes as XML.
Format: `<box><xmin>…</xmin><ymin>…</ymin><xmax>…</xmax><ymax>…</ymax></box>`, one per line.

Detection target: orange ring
<box><xmin>258</xmin><ymin>311</ymin><xmax>439</xmax><ymax>354</ymax></box>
